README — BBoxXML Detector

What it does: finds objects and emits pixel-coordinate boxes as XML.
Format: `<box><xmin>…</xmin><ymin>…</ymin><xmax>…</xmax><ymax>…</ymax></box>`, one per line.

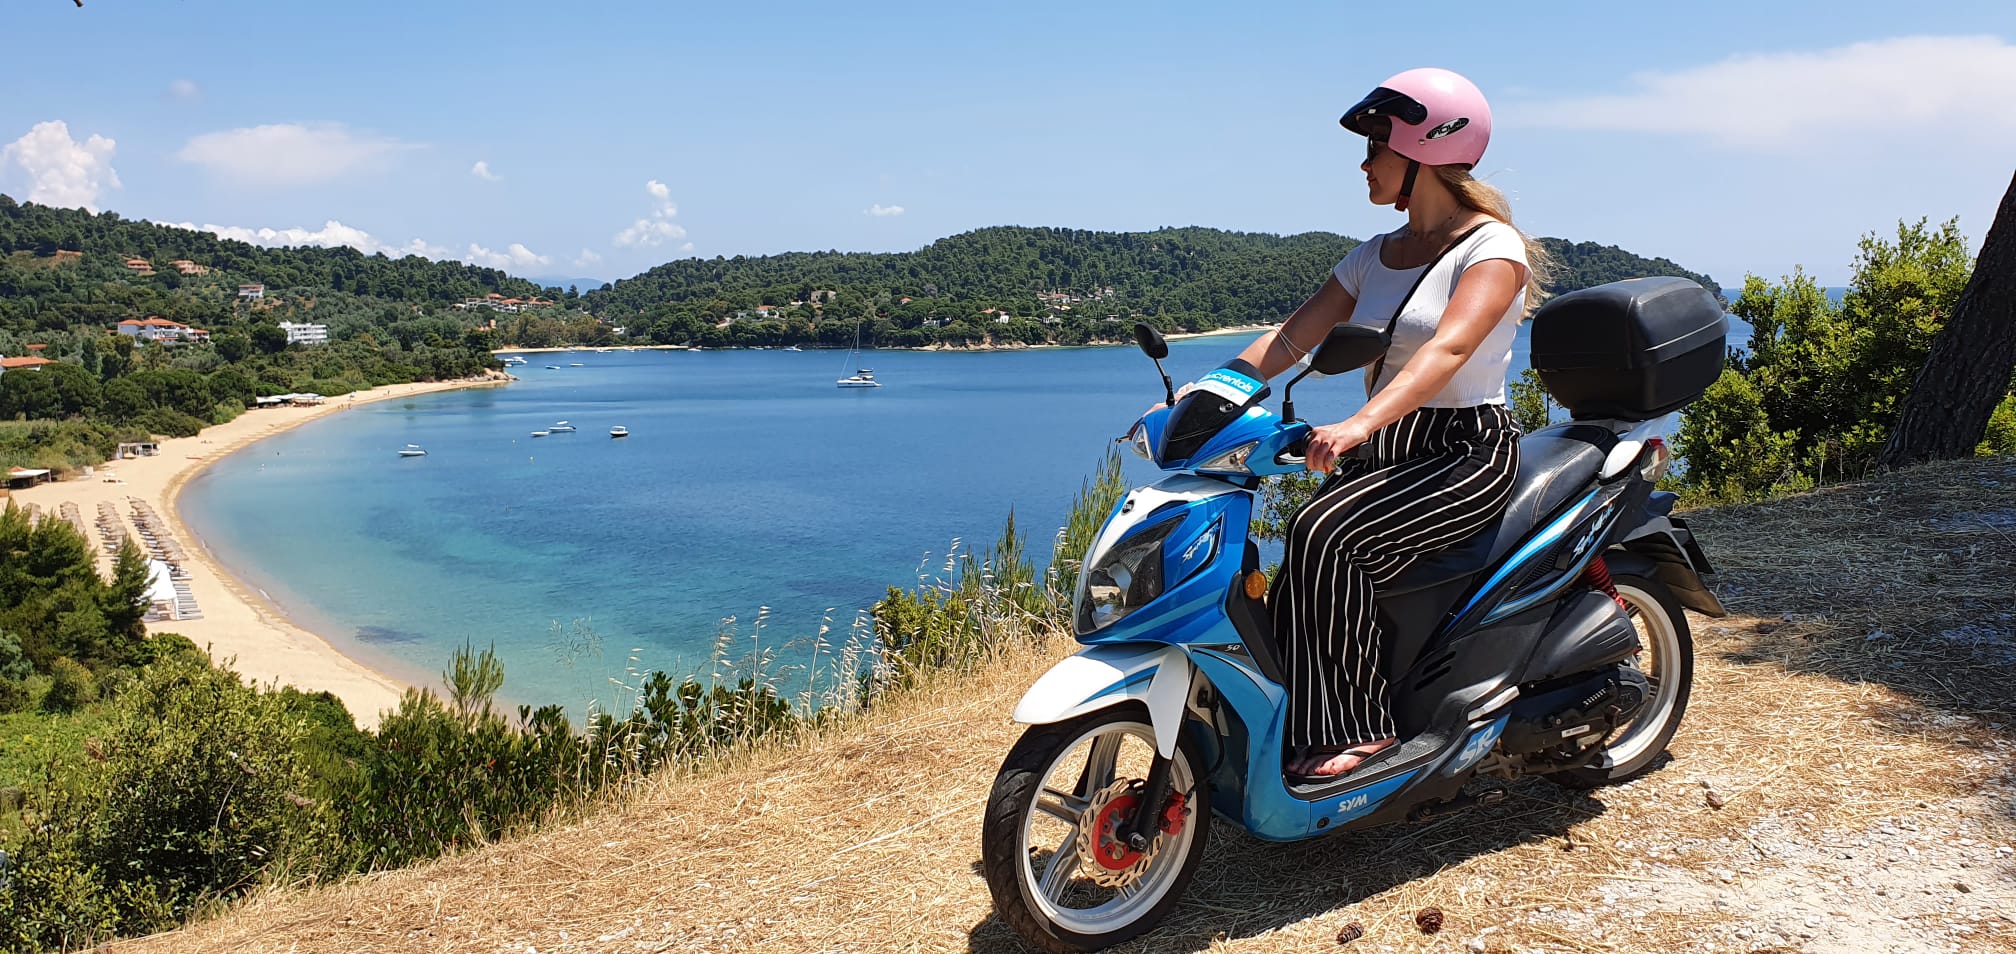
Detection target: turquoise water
<box><xmin>180</xmin><ymin>320</ymin><xmax>1745</xmax><ymax>716</ymax></box>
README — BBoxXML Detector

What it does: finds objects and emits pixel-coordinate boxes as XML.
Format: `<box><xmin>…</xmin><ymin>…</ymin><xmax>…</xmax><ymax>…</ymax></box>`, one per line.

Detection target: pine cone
<box><xmin>1415</xmin><ymin>907</ymin><xmax>1444</xmax><ymax>934</ymax></box>
<box><xmin>1335</xmin><ymin>921</ymin><xmax>1365</xmax><ymax>944</ymax></box>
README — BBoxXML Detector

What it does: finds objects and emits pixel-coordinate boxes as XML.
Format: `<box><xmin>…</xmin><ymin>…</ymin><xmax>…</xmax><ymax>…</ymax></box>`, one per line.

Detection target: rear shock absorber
<box><xmin>1581</xmin><ymin>555</ymin><xmax>1630</xmax><ymax>613</ymax></box>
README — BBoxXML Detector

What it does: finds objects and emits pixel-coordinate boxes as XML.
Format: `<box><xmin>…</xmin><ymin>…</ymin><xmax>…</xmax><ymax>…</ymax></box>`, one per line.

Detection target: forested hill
<box><xmin>0</xmin><ymin>195</ymin><xmax>547</xmax><ymax>307</ymax></box>
<box><xmin>582</xmin><ymin>225</ymin><xmax>1720</xmax><ymax>322</ymax></box>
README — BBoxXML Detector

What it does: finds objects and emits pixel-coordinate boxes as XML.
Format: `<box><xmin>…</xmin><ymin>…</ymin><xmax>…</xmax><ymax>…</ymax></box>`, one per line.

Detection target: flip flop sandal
<box><xmin>1289</xmin><ymin>741</ymin><xmax>1399</xmax><ymax>783</ymax></box>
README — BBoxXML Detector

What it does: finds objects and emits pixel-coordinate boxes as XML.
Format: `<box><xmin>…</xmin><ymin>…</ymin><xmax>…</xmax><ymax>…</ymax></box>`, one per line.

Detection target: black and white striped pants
<box><xmin>1270</xmin><ymin>404</ymin><xmax>1521</xmax><ymax>749</ymax></box>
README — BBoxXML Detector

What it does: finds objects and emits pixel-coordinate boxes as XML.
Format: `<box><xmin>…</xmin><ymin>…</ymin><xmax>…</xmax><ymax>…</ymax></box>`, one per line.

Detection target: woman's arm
<box><xmin>1302</xmin><ymin>258</ymin><xmax>1525</xmax><ymax>472</ymax></box>
<box><xmin>1234</xmin><ymin>275</ymin><xmax>1358</xmax><ymax>381</ymax></box>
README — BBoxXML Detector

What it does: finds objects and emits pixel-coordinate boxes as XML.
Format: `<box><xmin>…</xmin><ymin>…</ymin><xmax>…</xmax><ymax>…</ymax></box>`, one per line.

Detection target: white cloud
<box><xmin>175</xmin><ymin>122</ymin><xmax>419</xmax><ymax>187</ymax></box>
<box><xmin>574</xmin><ymin>248</ymin><xmax>603</xmax><ymax>267</ymax></box>
<box><xmin>167</xmin><ymin>79</ymin><xmax>201</xmax><ymax>102</ymax></box>
<box><xmin>865</xmin><ymin>203</ymin><xmax>905</xmax><ymax>217</ymax></box>
<box><xmin>470</xmin><ymin>160</ymin><xmax>502</xmax><ymax>181</ymax></box>
<box><xmin>177</xmin><ymin>218</ymin><xmax>551</xmax><ymax>272</ymax></box>
<box><xmin>464</xmin><ymin>242</ymin><xmax>552</xmax><ymax>270</ymax></box>
<box><xmin>165</xmin><ymin>219</ymin><xmax>454</xmax><ymax>260</ymax></box>
<box><xmin>613</xmin><ymin>178</ymin><xmax>687</xmax><ymax>247</ymax></box>
<box><xmin>1516</xmin><ymin>35</ymin><xmax>2016</xmax><ymax>152</ymax></box>
<box><xmin>1</xmin><ymin>121</ymin><xmax>121</xmax><ymax>212</ymax></box>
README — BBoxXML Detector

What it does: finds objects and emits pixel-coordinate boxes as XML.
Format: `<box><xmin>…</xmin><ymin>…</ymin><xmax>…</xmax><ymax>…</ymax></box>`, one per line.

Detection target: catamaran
<box><xmin>836</xmin><ymin>326</ymin><xmax>882</xmax><ymax>388</ymax></box>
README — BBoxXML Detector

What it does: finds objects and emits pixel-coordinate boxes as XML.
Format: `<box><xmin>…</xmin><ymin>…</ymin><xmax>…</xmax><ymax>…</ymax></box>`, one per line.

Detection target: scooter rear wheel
<box><xmin>980</xmin><ymin>703</ymin><xmax>1211</xmax><ymax>953</ymax></box>
<box><xmin>1553</xmin><ymin>573</ymin><xmax>1694</xmax><ymax>790</ymax></box>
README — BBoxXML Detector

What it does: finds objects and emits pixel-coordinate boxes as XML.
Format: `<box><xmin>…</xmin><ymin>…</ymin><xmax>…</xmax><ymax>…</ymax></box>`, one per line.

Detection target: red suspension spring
<box><xmin>1582</xmin><ymin>555</ymin><xmax>1630</xmax><ymax>612</ymax></box>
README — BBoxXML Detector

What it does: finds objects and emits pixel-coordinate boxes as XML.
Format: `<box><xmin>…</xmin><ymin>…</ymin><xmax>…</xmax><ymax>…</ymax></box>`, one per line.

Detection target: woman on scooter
<box><xmin>1201</xmin><ymin>68</ymin><xmax>1554</xmax><ymax>779</ymax></box>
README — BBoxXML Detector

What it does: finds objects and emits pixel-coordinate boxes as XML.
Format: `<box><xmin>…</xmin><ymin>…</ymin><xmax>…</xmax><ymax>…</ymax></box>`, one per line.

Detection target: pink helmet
<box><xmin>1340</xmin><ymin>67</ymin><xmax>1493</xmax><ymax>168</ymax></box>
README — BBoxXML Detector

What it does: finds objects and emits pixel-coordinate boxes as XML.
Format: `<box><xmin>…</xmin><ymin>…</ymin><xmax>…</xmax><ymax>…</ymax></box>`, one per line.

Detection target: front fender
<box><xmin>1012</xmin><ymin>643</ymin><xmax>1193</xmax><ymax>758</ymax></box>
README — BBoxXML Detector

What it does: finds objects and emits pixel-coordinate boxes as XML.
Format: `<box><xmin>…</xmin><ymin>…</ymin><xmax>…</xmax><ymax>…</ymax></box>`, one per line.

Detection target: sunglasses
<box><xmin>1365</xmin><ymin>136</ymin><xmax>1391</xmax><ymax>163</ymax></box>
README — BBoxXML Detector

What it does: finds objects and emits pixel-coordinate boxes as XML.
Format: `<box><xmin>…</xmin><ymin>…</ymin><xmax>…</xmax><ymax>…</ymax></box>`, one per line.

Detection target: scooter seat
<box><xmin>1377</xmin><ymin>422</ymin><xmax>1618</xmax><ymax>597</ymax></box>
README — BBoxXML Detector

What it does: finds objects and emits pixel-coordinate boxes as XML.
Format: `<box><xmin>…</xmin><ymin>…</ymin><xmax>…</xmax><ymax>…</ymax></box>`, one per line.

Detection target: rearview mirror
<box><xmin>1309</xmin><ymin>325</ymin><xmax>1390</xmax><ymax>376</ymax></box>
<box><xmin>1133</xmin><ymin>322</ymin><xmax>1169</xmax><ymax>360</ymax></box>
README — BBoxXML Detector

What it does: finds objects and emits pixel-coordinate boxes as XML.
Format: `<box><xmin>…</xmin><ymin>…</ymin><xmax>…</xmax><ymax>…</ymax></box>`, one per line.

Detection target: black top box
<box><xmin>1529</xmin><ymin>277</ymin><xmax>1728</xmax><ymax>421</ymax></box>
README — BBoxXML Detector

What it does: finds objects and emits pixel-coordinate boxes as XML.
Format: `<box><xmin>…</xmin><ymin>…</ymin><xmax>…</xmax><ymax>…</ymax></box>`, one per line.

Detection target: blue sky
<box><xmin>3</xmin><ymin>1</ymin><xmax>2012</xmax><ymax>287</ymax></box>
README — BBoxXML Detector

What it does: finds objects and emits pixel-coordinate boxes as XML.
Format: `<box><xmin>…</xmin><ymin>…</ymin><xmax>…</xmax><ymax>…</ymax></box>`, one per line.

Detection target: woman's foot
<box><xmin>1300</xmin><ymin>738</ymin><xmax>1397</xmax><ymax>778</ymax></box>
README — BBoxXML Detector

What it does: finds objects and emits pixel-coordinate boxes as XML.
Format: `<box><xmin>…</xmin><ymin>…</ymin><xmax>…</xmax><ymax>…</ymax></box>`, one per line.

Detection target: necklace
<box><xmin>1398</xmin><ymin>211</ymin><xmax>1465</xmax><ymax>243</ymax></box>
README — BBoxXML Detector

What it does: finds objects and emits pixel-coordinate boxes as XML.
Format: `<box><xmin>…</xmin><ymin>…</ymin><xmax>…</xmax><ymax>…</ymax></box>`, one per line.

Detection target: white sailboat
<box><xmin>836</xmin><ymin>325</ymin><xmax>882</xmax><ymax>388</ymax></box>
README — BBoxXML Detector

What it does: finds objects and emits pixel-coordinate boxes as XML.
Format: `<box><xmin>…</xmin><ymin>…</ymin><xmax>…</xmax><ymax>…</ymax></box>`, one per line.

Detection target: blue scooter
<box><xmin>980</xmin><ymin>278</ymin><xmax>1728</xmax><ymax>952</ymax></box>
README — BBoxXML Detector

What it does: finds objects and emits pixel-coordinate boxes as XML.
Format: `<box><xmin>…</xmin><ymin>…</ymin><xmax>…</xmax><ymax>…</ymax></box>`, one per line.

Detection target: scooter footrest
<box><xmin>1288</xmin><ymin>731</ymin><xmax>1446</xmax><ymax>797</ymax></box>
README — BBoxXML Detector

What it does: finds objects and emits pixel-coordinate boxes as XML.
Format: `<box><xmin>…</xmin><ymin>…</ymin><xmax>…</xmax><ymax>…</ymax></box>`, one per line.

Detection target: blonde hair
<box><xmin>1433</xmin><ymin>165</ymin><xmax>1555</xmax><ymax>313</ymax></box>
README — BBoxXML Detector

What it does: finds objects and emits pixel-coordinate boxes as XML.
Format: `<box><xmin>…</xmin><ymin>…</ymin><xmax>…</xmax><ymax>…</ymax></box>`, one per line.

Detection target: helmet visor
<box><xmin>1340</xmin><ymin>87</ymin><xmax>1427</xmax><ymax>136</ymax></box>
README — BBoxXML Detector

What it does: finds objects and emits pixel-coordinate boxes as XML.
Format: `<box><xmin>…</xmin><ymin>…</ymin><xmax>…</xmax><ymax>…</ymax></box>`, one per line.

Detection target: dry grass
<box><xmin>112</xmin><ymin>458</ymin><xmax>2016</xmax><ymax>954</ymax></box>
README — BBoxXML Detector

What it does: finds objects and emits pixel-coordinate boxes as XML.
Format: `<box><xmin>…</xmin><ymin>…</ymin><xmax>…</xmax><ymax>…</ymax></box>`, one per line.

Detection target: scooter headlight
<box><xmin>1075</xmin><ymin>517</ymin><xmax>1181</xmax><ymax>635</ymax></box>
<box><xmin>1127</xmin><ymin>422</ymin><xmax>1155</xmax><ymax>462</ymax></box>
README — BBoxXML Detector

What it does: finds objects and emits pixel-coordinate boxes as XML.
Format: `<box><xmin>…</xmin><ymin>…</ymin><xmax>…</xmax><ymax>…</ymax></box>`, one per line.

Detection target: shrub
<box><xmin>39</xmin><ymin>657</ymin><xmax>94</xmax><ymax>713</ymax></box>
<box><xmin>1</xmin><ymin>656</ymin><xmax>318</xmax><ymax>946</ymax></box>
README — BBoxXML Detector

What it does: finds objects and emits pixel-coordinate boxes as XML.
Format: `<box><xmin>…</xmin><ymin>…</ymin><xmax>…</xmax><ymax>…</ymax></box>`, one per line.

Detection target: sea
<box><xmin>181</xmin><ymin>318</ymin><xmax>1751</xmax><ymax>717</ymax></box>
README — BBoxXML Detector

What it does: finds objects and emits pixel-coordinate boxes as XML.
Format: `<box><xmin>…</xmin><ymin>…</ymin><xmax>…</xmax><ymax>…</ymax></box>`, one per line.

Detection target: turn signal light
<box><xmin>1244</xmin><ymin>570</ymin><xmax>1269</xmax><ymax>600</ymax></box>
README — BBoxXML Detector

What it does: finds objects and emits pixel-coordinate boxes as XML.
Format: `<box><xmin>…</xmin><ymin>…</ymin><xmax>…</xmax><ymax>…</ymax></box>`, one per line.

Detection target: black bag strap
<box><xmin>1367</xmin><ymin>222</ymin><xmax>1491</xmax><ymax>395</ymax></box>
<box><xmin>1376</xmin><ymin>222</ymin><xmax>1491</xmax><ymax>338</ymax></box>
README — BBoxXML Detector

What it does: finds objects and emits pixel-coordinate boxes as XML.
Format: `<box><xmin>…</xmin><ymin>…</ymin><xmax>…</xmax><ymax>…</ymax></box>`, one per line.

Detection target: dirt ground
<box><xmin>114</xmin><ymin>459</ymin><xmax>2016</xmax><ymax>954</ymax></box>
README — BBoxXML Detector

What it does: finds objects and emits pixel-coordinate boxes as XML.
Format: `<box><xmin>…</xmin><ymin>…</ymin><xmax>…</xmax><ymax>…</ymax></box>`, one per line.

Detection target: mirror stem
<box><xmin>1280</xmin><ymin>367</ymin><xmax>1314</xmax><ymax>422</ymax></box>
<box><xmin>1153</xmin><ymin>358</ymin><xmax>1174</xmax><ymax>407</ymax></box>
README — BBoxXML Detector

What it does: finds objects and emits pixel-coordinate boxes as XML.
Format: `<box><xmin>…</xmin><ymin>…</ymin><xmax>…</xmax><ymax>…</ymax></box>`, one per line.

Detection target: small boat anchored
<box><xmin>609</xmin><ymin>425</ymin><xmax>630</xmax><ymax>438</ymax></box>
<box><xmin>397</xmin><ymin>444</ymin><xmax>427</xmax><ymax>457</ymax></box>
<box><xmin>548</xmin><ymin>421</ymin><xmax>576</xmax><ymax>432</ymax></box>
<box><xmin>835</xmin><ymin>326</ymin><xmax>881</xmax><ymax>388</ymax></box>
<box><xmin>531</xmin><ymin>430</ymin><xmax>550</xmax><ymax>438</ymax></box>
<box><xmin>837</xmin><ymin>368</ymin><xmax>881</xmax><ymax>388</ymax></box>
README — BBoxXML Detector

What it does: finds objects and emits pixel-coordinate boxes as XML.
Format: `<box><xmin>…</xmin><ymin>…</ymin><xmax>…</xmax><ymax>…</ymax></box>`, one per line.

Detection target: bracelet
<box><xmin>1272</xmin><ymin>328</ymin><xmax>1310</xmax><ymax>359</ymax></box>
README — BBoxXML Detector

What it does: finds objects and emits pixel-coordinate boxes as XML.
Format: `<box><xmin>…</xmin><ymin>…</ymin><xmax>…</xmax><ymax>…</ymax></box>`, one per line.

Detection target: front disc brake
<box><xmin>1075</xmin><ymin>779</ymin><xmax>1162</xmax><ymax>888</ymax></box>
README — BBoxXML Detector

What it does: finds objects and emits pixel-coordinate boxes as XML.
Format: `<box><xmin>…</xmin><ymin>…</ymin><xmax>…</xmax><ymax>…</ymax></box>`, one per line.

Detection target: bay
<box><xmin>180</xmin><ymin>318</ymin><xmax>1747</xmax><ymax>715</ymax></box>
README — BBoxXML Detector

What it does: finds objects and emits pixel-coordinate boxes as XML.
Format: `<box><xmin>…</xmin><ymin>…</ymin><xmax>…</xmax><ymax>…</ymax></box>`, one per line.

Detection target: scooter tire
<box><xmin>1552</xmin><ymin>574</ymin><xmax>1694</xmax><ymax>791</ymax></box>
<box><xmin>980</xmin><ymin>703</ymin><xmax>1212</xmax><ymax>953</ymax></box>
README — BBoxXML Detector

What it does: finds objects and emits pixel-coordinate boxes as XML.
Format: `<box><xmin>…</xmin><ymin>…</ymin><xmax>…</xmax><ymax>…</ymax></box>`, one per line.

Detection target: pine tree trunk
<box><xmin>1879</xmin><ymin>169</ymin><xmax>2016</xmax><ymax>468</ymax></box>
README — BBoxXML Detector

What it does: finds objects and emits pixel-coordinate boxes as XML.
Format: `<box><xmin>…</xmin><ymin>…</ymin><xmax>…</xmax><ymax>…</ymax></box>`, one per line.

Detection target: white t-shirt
<box><xmin>1331</xmin><ymin>221</ymin><xmax>1529</xmax><ymax>407</ymax></box>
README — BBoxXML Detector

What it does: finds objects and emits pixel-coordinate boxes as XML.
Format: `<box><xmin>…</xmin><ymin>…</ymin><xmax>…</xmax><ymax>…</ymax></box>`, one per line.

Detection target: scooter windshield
<box><xmin>1159</xmin><ymin>359</ymin><xmax>1270</xmax><ymax>465</ymax></box>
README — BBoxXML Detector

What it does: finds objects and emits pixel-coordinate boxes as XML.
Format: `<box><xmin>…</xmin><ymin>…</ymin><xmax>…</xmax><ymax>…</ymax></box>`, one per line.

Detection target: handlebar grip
<box><xmin>1273</xmin><ymin>433</ymin><xmax>1311</xmax><ymax>466</ymax></box>
<box><xmin>1274</xmin><ymin>437</ymin><xmax>1373</xmax><ymax>467</ymax></box>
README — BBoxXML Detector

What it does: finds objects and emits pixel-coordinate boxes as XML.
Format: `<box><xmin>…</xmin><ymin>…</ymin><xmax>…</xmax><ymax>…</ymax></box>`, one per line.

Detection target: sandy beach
<box><xmin>4</xmin><ymin>375</ymin><xmax>511</xmax><ymax>728</ymax></box>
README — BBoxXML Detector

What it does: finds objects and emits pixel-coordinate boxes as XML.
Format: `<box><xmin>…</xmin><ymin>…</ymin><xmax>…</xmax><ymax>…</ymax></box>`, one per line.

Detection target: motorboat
<box><xmin>531</xmin><ymin>430</ymin><xmax>550</xmax><ymax>437</ymax></box>
<box><xmin>548</xmin><ymin>421</ymin><xmax>577</xmax><ymax>432</ymax></box>
<box><xmin>397</xmin><ymin>444</ymin><xmax>427</xmax><ymax>457</ymax></box>
<box><xmin>568</xmin><ymin>362</ymin><xmax>585</xmax><ymax>367</ymax></box>
<box><xmin>546</xmin><ymin>365</ymin><xmax>562</xmax><ymax>370</ymax></box>
<box><xmin>783</xmin><ymin>345</ymin><xmax>803</xmax><ymax>352</ymax></box>
<box><xmin>610</xmin><ymin>426</ymin><xmax>630</xmax><ymax>438</ymax></box>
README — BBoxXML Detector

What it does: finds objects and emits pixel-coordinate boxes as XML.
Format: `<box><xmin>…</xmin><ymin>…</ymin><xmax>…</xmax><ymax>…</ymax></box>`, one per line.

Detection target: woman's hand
<box><xmin>1304</xmin><ymin>419</ymin><xmax>1375</xmax><ymax>473</ymax></box>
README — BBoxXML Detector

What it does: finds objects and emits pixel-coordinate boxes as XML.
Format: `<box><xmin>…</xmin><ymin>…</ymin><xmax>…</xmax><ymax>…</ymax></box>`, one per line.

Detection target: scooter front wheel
<box><xmin>980</xmin><ymin>703</ymin><xmax>1211</xmax><ymax>953</ymax></box>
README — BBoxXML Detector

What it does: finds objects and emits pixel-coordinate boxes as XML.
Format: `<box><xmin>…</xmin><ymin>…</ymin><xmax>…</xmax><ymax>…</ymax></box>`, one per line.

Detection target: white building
<box><xmin>117</xmin><ymin>318</ymin><xmax>210</xmax><ymax>344</ymax></box>
<box><xmin>238</xmin><ymin>284</ymin><xmax>265</xmax><ymax>299</ymax></box>
<box><xmin>278</xmin><ymin>321</ymin><xmax>329</xmax><ymax>345</ymax></box>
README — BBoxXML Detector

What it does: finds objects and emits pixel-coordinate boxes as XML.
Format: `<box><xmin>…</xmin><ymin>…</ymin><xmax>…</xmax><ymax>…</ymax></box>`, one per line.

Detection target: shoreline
<box><xmin>7</xmin><ymin>374</ymin><xmax>511</xmax><ymax>728</ymax></box>
<box><xmin>493</xmin><ymin>323</ymin><xmax>1279</xmax><ymax>355</ymax></box>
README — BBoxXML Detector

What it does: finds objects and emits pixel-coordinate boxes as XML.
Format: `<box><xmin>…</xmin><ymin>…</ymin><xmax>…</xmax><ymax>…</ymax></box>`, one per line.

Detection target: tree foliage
<box><xmin>580</xmin><ymin>226</ymin><xmax>1718</xmax><ymax>348</ymax></box>
<box><xmin>1675</xmin><ymin>218</ymin><xmax>2008</xmax><ymax>500</ymax></box>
